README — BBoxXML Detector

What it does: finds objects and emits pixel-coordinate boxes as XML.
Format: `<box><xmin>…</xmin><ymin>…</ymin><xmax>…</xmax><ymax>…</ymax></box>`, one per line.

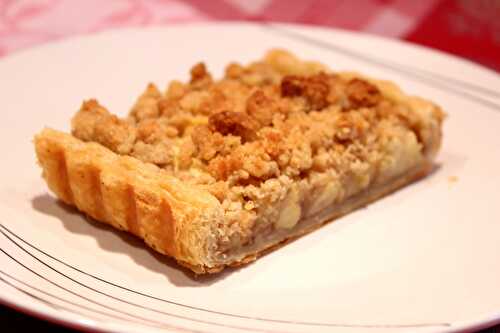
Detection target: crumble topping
<box><xmin>208</xmin><ymin>110</ymin><xmax>259</xmax><ymax>142</ymax></box>
<box><xmin>70</xmin><ymin>49</ymin><xmax>443</xmax><ymax>256</ymax></box>
<box><xmin>345</xmin><ymin>78</ymin><xmax>382</xmax><ymax>109</ymax></box>
<box><xmin>281</xmin><ymin>73</ymin><xmax>332</xmax><ymax>110</ymax></box>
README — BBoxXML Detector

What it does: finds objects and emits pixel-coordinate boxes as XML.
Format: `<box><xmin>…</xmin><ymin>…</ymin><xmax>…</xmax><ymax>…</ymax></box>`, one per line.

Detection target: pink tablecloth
<box><xmin>1</xmin><ymin>0</ymin><xmax>499</xmax><ymax>72</ymax></box>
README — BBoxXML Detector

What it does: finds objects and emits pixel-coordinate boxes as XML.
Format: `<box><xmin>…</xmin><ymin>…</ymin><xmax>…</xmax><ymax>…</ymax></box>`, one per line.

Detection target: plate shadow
<box><xmin>31</xmin><ymin>194</ymin><xmax>244</xmax><ymax>287</ymax></box>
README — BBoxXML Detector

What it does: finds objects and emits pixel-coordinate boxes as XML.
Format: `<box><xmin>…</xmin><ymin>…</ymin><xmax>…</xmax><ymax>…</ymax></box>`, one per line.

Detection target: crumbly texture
<box><xmin>45</xmin><ymin>49</ymin><xmax>443</xmax><ymax>269</ymax></box>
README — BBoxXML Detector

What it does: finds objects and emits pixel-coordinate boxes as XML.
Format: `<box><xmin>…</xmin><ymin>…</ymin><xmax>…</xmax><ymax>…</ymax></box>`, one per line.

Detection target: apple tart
<box><xmin>35</xmin><ymin>50</ymin><xmax>444</xmax><ymax>273</ymax></box>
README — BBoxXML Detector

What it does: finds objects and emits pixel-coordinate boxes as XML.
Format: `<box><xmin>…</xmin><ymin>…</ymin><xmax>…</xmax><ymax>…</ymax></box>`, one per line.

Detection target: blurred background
<box><xmin>1</xmin><ymin>0</ymin><xmax>499</xmax><ymax>332</ymax></box>
<box><xmin>0</xmin><ymin>0</ymin><xmax>499</xmax><ymax>72</ymax></box>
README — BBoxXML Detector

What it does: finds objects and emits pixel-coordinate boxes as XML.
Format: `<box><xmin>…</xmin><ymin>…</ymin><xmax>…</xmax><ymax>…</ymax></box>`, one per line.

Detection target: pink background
<box><xmin>1</xmin><ymin>0</ymin><xmax>499</xmax><ymax>72</ymax></box>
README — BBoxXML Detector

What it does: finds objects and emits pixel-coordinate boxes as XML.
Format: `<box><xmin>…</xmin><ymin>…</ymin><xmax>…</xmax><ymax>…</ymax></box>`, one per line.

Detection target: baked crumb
<box><xmin>281</xmin><ymin>73</ymin><xmax>331</xmax><ymax>110</ymax></box>
<box><xmin>345</xmin><ymin>78</ymin><xmax>382</xmax><ymax>109</ymax></box>
<box><xmin>246</xmin><ymin>90</ymin><xmax>276</xmax><ymax>126</ymax></box>
<box><xmin>72</xmin><ymin>100</ymin><xmax>136</xmax><ymax>154</ymax></box>
<box><xmin>208</xmin><ymin>111</ymin><xmax>259</xmax><ymax>142</ymax></box>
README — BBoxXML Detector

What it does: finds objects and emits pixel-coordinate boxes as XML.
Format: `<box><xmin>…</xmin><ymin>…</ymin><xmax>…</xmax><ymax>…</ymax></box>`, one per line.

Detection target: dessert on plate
<box><xmin>34</xmin><ymin>49</ymin><xmax>444</xmax><ymax>273</ymax></box>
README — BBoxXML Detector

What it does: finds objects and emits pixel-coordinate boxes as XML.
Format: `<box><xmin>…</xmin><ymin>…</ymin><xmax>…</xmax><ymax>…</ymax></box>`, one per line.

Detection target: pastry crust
<box><xmin>35</xmin><ymin>128</ymin><xmax>224</xmax><ymax>272</ymax></box>
<box><xmin>34</xmin><ymin>49</ymin><xmax>444</xmax><ymax>274</ymax></box>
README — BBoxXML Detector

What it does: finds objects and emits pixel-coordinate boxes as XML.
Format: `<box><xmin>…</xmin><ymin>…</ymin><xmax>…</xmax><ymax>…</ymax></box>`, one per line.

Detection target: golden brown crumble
<box><xmin>280</xmin><ymin>73</ymin><xmax>332</xmax><ymax>110</ymax></box>
<box><xmin>130</xmin><ymin>83</ymin><xmax>162</xmax><ymax>121</ymax></box>
<box><xmin>345</xmin><ymin>78</ymin><xmax>382</xmax><ymax>109</ymax></box>
<box><xmin>72</xmin><ymin>99</ymin><xmax>136</xmax><ymax>155</ymax></box>
<box><xmin>190</xmin><ymin>63</ymin><xmax>207</xmax><ymax>81</ymax></box>
<box><xmin>208</xmin><ymin>111</ymin><xmax>259</xmax><ymax>142</ymax></box>
<box><xmin>70</xmin><ymin>50</ymin><xmax>442</xmax><ymax>254</ymax></box>
<box><xmin>189</xmin><ymin>62</ymin><xmax>213</xmax><ymax>89</ymax></box>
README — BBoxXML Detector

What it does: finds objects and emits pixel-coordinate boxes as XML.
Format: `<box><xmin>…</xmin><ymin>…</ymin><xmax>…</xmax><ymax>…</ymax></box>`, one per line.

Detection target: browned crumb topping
<box><xmin>72</xmin><ymin>99</ymin><xmax>137</xmax><ymax>155</ymax></box>
<box><xmin>208</xmin><ymin>111</ymin><xmax>259</xmax><ymax>142</ymax></box>
<box><xmin>70</xmin><ymin>50</ymin><xmax>443</xmax><ymax>253</ymax></box>
<box><xmin>345</xmin><ymin>78</ymin><xmax>382</xmax><ymax>109</ymax></box>
<box><xmin>281</xmin><ymin>73</ymin><xmax>332</xmax><ymax>110</ymax></box>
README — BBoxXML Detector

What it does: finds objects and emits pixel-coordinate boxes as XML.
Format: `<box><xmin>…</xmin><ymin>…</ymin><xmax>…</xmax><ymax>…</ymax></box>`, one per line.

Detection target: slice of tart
<box><xmin>34</xmin><ymin>49</ymin><xmax>444</xmax><ymax>274</ymax></box>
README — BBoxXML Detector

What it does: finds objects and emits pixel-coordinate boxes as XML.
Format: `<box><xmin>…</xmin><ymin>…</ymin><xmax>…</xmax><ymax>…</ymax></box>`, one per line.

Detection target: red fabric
<box><xmin>0</xmin><ymin>0</ymin><xmax>498</xmax><ymax>72</ymax></box>
<box><xmin>405</xmin><ymin>0</ymin><xmax>500</xmax><ymax>71</ymax></box>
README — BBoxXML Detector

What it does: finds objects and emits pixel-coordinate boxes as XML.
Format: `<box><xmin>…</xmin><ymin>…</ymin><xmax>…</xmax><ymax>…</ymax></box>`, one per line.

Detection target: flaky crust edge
<box><xmin>34</xmin><ymin>128</ymin><xmax>223</xmax><ymax>273</ymax></box>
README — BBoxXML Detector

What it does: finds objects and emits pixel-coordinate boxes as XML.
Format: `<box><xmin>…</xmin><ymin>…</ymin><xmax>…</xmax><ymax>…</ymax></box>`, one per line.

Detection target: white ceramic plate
<box><xmin>1</xmin><ymin>23</ymin><xmax>500</xmax><ymax>333</ymax></box>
